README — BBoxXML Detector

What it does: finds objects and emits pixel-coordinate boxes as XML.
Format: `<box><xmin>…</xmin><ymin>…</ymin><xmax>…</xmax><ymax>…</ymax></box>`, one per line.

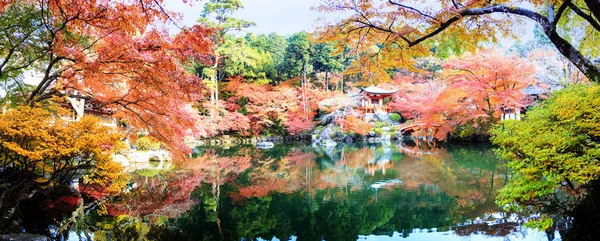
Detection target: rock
<box><xmin>382</xmin><ymin>127</ymin><xmax>391</xmax><ymax>132</ymax></box>
<box><xmin>1</xmin><ymin>233</ymin><xmax>50</xmax><ymax>241</ymax></box>
<box><xmin>344</xmin><ymin>135</ymin><xmax>354</xmax><ymax>144</ymax></box>
<box><xmin>369</xmin><ymin>131</ymin><xmax>376</xmax><ymax>137</ymax></box>
<box><xmin>321</xmin><ymin>127</ymin><xmax>332</xmax><ymax>139</ymax></box>
<box><xmin>322</xmin><ymin>139</ymin><xmax>337</xmax><ymax>147</ymax></box>
<box><xmin>381</xmin><ymin>133</ymin><xmax>391</xmax><ymax>140</ymax></box>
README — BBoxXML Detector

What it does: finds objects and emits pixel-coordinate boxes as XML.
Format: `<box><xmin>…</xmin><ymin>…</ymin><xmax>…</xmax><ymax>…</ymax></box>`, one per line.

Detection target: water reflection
<box><xmin>70</xmin><ymin>141</ymin><xmax>546</xmax><ymax>241</ymax></box>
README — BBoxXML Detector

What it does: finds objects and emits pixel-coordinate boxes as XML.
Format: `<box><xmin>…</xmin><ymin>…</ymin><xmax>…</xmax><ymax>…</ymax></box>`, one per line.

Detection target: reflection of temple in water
<box><xmin>365</xmin><ymin>145</ymin><xmax>394</xmax><ymax>176</ymax></box>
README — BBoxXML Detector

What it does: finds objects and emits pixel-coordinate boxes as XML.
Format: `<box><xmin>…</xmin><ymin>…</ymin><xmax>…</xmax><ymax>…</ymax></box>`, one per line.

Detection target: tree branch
<box><xmin>553</xmin><ymin>0</ymin><xmax>571</xmax><ymax>26</ymax></box>
<box><xmin>568</xmin><ymin>2</ymin><xmax>600</xmax><ymax>31</ymax></box>
<box><xmin>343</xmin><ymin>3</ymin><xmax>600</xmax><ymax>82</ymax></box>
<box><xmin>388</xmin><ymin>0</ymin><xmax>438</xmax><ymax>21</ymax></box>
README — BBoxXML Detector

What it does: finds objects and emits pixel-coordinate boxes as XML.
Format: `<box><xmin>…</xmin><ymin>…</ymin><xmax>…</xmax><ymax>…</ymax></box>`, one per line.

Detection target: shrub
<box><xmin>390</xmin><ymin>113</ymin><xmax>401</xmax><ymax>122</ymax></box>
<box><xmin>135</xmin><ymin>136</ymin><xmax>161</xmax><ymax>151</ymax></box>
<box><xmin>374</xmin><ymin>121</ymin><xmax>387</xmax><ymax>128</ymax></box>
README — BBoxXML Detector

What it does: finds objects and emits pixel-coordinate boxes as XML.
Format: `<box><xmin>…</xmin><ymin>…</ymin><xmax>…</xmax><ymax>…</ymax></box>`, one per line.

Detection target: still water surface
<box><xmin>68</xmin><ymin>141</ymin><xmax>552</xmax><ymax>241</ymax></box>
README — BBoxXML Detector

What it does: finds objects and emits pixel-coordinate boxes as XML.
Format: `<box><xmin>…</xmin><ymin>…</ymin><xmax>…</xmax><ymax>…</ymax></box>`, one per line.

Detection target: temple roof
<box><xmin>360</xmin><ymin>86</ymin><xmax>398</xmax><ymax>95</ymax></box>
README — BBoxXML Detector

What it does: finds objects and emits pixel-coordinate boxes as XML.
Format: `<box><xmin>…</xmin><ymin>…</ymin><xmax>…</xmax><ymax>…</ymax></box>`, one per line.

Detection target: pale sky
<box><xmin>164</xmin><ymin>0</ymin><xmax>533</xmax><ymax>45</ymax></box>
<box><xmin>165</xmin><ymin>0</ymin><xmax>323</xmax><ymax>36</ymax></box>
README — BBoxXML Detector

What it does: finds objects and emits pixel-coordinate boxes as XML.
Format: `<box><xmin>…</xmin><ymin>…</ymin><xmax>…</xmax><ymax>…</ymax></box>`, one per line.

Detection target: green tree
<box><xmin>246</xmin><ymin>33</ymin><xmax>288</xmax><ymax>83</ymax></box>
<box><xmin>218</xmin><ymin>36</ymin><xmax>274</xmax><ymax>84</ymax></box>
<box><xmin>491</xmin><ymin>83</ymin><xmax>600</xmax><ymax>229</ymax></box>
<box><xmin>311</xmin><ymin>42</ymin><xmax>344</xmax><ymax>91</ymax></box>
<box><xmin>0</xmin><ymin>3</ymin><xmax>45</xmax><ymax>106</ymax></box>
<box><xmin>198</xmin><ymin>0</ymin><xmax>255</xmax><ymax>104</ymax></box>
<box><xmin>283</xmin><ymin>32</ymin><xmax>312</xmax><ymax>80</ymax></box>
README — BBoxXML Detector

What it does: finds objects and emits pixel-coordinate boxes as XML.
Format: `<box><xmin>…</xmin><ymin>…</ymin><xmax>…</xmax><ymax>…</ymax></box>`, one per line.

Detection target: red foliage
<box><xmin>391</xmin><ymin>48</ymin><xmax>537</xmax><ymax>139</ymax></box>
<box><xmin>196</xmin><ymin>101</ymin><xmax>252</xmax><ymax>137</ymax></box>
<box><xmin>285</xmin><ymin>110</ymin><xmax>315</xmax><ymax>136</ymax></box>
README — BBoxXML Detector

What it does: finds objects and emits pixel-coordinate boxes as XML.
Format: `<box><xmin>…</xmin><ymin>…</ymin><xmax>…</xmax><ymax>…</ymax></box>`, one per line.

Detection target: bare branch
<box><xmin>388</xmin><ymin>0</ymin><xmax>439</xmax><ymax>21</ymax></box>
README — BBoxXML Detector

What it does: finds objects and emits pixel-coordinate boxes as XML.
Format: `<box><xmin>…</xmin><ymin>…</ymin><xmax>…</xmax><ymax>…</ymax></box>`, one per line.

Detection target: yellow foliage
<box><xmin>0</xmin><ymin>106</ymin><xmax>127</xmax><ymax>196</ymax></box>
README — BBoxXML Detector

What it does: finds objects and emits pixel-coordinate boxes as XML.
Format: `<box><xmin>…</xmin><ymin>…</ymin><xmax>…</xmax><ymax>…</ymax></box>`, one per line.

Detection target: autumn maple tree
<box><xmin>316</xmin><ymin>0</ymin><xmax>600</xmax><ymax>82</ymax></box>
<box><xmin>391</xmin><ymin>49</ymin><xmax>537</xmax><ymax>139</ymax></box>
<box><xmin>0</xmin><ymin>106</ymin><xmax>126</xmax><ymax>232</ymax></box>
<box><xmin>0</xmin><ymin>0</ymin><xmax>213</xmax><ymax>158</ymax></box>
<box><xmin>0</xmin><ymin>0</ymin><xmax>217</xmax><ymax>234</ymax></box>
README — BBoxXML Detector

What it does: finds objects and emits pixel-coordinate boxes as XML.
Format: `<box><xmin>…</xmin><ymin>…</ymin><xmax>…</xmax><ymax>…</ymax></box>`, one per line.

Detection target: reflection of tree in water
<box><xmin>152</xmin><ymin>184</ymin><xmax>455</xmax><ymax>241</ymax></box>
<box><xmin>88</xmin><ymin>142</ymin><xmax>518</xmax><ymax>240</ymax></box>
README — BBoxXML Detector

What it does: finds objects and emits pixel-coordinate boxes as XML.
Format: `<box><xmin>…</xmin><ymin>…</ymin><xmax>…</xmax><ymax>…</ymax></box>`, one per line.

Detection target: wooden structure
<box><xmin>63</xmin><ymin>91</ymin><xmax>117</xmax><ymax>127</ymax></box>
<box><xmin>359</xmin><ymin>86</ymin><xmax>398</xmax><ymax>113</ymax></box>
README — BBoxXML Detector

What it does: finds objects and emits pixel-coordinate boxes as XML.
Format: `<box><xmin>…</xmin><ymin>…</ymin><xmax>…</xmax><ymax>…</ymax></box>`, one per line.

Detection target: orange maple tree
<box><xmin>0</xmin><ymin>0</ymin><xmax>213</xmax><ymax>158</ymax></box>
<box><xmin>392</xmin><ymin>49</ymin><xmax>537</xmax><ymax>139</ymax></box>
<box><xmin>316</xmin><ymin>0</ymin><xmax>600</xmax><ymax>82</ymax></box>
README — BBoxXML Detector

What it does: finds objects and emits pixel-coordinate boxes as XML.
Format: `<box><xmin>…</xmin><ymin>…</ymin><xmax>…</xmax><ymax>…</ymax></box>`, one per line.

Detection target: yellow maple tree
<box><xmin>0</xmin><ymin>105</ymin><xmax>127</xmax><ymax>232</ymax></box>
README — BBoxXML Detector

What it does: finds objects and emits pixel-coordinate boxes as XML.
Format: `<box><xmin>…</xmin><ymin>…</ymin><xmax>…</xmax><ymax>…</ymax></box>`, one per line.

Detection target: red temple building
<box><xmin>359</xmin><ymin>86</ymin><xmax>398</xmax><ymax>114</ymax></box>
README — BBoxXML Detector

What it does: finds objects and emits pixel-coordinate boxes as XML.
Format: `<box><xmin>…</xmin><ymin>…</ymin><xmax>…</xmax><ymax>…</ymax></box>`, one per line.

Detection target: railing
<box><xmin>360</xmin><ymin>105</ymin><xmax>392</xmax><ymax>113</ymax></box>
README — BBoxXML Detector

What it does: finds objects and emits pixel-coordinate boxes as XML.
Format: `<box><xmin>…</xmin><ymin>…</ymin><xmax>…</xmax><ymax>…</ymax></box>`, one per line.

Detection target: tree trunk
<box><xmin>460</xmin><ymin>5</ymin><xmax>600</xmax><ymax>83</ymax></box>
<box><xmin>302</xmin><ymin>63</ymin><xmax>307</xmax><ymax>112</ymax></box>
<box><xmin>542</xmin><ymin>25</ymin><xmax>600</xmax><ymax>83</ymax></box>
<box><xmin>325</xmin><ymin>71</ymin><xmax>329</xmax><ymax>91</ymax></box>
<box><xmin>583</xmin><ymin>0</ymin><xmax>600</xmax><ymax>23</ymax></box>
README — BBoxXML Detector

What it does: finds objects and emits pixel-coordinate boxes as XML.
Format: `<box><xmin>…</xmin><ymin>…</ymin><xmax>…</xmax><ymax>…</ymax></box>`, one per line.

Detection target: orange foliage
<box><xmin>1</xmin><ymin>0</ymin><xmax>213</xmax><ymax>160</ymax></box>
<box><xmin>336</xmin><ymin>112</ymin><xmax>372</xmax><ymax>136</ymax></box>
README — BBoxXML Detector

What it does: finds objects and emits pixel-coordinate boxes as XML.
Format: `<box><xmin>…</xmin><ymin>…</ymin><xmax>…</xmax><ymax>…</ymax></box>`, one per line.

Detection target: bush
<box><xmin>374</xmin><ymin>121</ymin><xmax>387</xmax><ymax>128</ymax></box>
<box><xmin>390</xmin><ymin>113</ymin><xmax>401</xmax><ymax>122</ymax></box>
<box><xmin>113</xmin><ymin>140</ymin><xmax>131</xmax><ymax>155</ymax></box>
<box><xmin>135</xmin><ymin>136</ymin><xmax>161</xmax><ymax>151</ymax></box>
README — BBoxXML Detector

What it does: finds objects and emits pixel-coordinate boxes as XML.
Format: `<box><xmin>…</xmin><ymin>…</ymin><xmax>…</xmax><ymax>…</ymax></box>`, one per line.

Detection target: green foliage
<box><xmin>389</xmin><ymin>113</ymin><xmax>401</xmax><ymax>122</ymax></box>
<box><xmin>491</xmin><ymin>84</ymin><xmax>600</xmax><ymax>220</ymax></box>
<box><xmin>523</xmin><ymin>216</ymin><xmax>554</xmax><ymax>230</ymax></box>
<box><xmin>282</xmin><ymin>32</ymin><xmax>312</xmax><ymax>79</ymax></box>
<box><xmin>0</xmin><ymin>3</ymin><xmax>46</xmax><ymax>106</ymax></box>
<box><xmin>373</xmin><ymin>121</ymin><xmax>388</xmax><ymax>128</ymax></box>
<box><xmin>198</xmin><ymin>0</ymin><xmax>255</xmax><ymax>35</ymax></box>
<box><xmin>218</xmin><ymin>36</ymin><xmax>274</xmax><ymax>83</ymax></box>
<box><xmin>312</xmin><ymin>42</ymin><xmax>344</xmax><ymax>74</ymax></box>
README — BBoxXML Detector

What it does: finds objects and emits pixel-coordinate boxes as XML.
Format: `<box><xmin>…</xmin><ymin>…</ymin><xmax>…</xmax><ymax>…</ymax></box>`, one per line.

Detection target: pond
<box><xmin>62</xmin><ymin>141</ymin><xmax>552</xmax><ymax>241</ymax></box>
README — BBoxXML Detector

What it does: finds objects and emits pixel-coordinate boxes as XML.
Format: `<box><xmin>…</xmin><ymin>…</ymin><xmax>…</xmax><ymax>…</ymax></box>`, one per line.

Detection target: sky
<box><xmin>164</xmin><ymin>0</ymin><xmax>534</xmax><ymax>45</ymax></box>
<box><xmin>165</xmin><ymin>0</ymin><xmax>323</xmax><ymax>36</ymax></box>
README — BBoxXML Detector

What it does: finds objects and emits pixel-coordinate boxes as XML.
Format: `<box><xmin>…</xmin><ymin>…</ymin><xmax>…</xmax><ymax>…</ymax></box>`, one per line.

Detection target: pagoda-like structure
<box><xmin>359</xmin><ymin>86</ymin><xmax>398</xmax><ymax>114</ymax></box>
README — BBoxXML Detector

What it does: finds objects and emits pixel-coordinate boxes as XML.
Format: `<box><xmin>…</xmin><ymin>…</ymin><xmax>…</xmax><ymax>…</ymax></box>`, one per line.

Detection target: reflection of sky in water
<box><xmin>360</xmin><ymin>229</ymin><xmax>550</xmax><ymax>241</ymax></box>
<box><xmin>256</xmin><ymin>230</ymin><xmax>551</xmax><ymax>241</ymax></box>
